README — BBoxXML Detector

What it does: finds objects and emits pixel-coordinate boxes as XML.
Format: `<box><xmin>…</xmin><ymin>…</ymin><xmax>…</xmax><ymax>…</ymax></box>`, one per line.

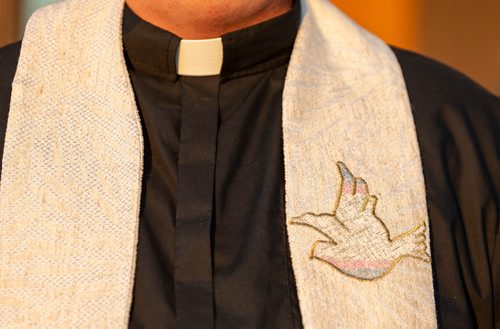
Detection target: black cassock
<box><xmin>0</xmin><ymin>2</ymin><xmax>498</xmax><ymax>328</ymax></box>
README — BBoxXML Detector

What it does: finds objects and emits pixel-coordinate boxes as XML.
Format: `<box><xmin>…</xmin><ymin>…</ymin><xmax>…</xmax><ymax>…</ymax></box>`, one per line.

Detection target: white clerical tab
<box><xmin>176</xmin><ymin>38</ymin><xmax>223</xmax><ymax>76</ymax></box>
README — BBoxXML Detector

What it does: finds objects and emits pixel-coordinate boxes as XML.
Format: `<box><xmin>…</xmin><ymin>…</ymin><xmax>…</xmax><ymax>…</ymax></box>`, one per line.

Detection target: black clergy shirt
<box><xmin>122</xmin><ymin>3</ymin><xmax>303</xmax><ymax>328</ymax></box>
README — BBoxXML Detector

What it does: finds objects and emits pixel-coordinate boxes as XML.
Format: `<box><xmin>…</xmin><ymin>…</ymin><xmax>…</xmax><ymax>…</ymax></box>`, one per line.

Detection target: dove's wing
<box><xmin>334</xmin><ymin>162</ymin><xmax>369</xmax><ymax>225</ymax></box>
<box><xmin>335</xmin><ymin>162</ymin><xmax>366</xmax><ymax>211</ymax></box>
<box><xmin>291</xmin><ymin>212</ymin><xmax>348</xmax><ymax>243</ymax></box>
<box><xmin>334</xmin><ymin>162</ymin><xmax>389</xmax><ymax>236</ymax></box>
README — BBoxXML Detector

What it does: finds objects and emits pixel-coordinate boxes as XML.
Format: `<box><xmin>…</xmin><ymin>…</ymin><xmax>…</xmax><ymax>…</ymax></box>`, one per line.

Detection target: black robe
<box><xmin>0</xmin><ymin>30</ymin><xmax>498</xmax><ymax>329</ymax></box>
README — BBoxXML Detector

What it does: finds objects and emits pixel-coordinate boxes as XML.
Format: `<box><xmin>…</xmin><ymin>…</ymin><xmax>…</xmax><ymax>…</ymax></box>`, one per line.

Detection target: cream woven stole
<box><xmin>0</xmin><ymin>0</ymin><xmax>437</xmax><ymax>327</ymax></box>
<box><xmin>284</xmin><ymin>0</ymin><xmax>437</xmax><ymax>327</ymax></box>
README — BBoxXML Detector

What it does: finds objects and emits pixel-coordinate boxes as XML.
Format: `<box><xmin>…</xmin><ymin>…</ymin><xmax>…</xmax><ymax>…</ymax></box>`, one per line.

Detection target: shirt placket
<box><xmin>174</xmin><ymin>75</ymin><xmax>220</xmax><ymax>329</ymax></box>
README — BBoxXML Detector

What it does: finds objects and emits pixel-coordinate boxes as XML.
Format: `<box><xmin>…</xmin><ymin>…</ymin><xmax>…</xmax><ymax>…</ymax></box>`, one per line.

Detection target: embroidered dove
<box><xmin>291</xmin><ymin>162</ymin><xmax>430</xmax><ymax>281</ymax></box>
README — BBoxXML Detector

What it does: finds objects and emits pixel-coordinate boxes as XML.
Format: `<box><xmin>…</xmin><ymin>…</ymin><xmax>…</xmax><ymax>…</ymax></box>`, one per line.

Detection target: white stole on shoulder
<box><xmin>284</xmin><ymin>1</ymin><xmax>436</xmax><ymax>327</ymax></box>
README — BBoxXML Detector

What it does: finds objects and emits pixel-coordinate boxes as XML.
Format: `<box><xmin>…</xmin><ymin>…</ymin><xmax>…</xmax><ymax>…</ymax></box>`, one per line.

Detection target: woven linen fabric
<box><xmin>283</xmin><ymin>0</ymin><xmax>437</xmax><ymax>327</ymax></box>
<box><xmin>0</xmin><ymin>0</ymin><xmax>142</xmax><ymax>327</ymax></box>
<box><xmin>0</xmin><ymin>0</ymin><xmax>437</xmax><ymax>327</ymax></box>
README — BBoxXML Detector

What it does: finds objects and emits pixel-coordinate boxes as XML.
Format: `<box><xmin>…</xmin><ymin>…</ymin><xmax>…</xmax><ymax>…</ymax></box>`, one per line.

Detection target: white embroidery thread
<box><xmin>291</xmin><ymin>162</ymin><xmax>430</xmax><ymax>281</ymax></box>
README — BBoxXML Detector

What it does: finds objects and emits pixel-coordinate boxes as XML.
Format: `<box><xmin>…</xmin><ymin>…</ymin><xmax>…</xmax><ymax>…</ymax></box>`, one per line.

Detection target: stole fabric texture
<box><xmin>284</xmin><ymin>1</ymin><xmax>437</xmax><ymax>327</ymax></box>
<box><xmin>0</xmin><ymin>0</ymin><xmax>437</xmax><ymax>327</ymax></box>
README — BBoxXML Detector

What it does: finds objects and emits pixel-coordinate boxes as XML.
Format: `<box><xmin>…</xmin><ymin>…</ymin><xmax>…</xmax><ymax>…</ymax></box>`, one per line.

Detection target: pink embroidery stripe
<box><xmin>342</xmin><ymin>186</ymin><xmax>354</xmax><ymax>194</ymax></box>
<box><xmin>326</xmin><ymin>259</ymin><xmax>392</xmax><ymax>269</ymax></box>
<box><xmin>355</xmin><ymin>185</ymin><xmax>367</xmax><ymax>193</ymax></box>
<box><xmin>342</xmin><ymin>185</ymin><xmax>367</xmax><ymax>194</ymax></box>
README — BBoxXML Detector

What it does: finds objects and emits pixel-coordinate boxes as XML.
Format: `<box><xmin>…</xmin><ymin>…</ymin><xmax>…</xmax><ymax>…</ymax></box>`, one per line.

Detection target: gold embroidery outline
<box><xmin>290</xmin><ymin>161</ymin><xmax>431</xmax><ymax>282</ymax></box>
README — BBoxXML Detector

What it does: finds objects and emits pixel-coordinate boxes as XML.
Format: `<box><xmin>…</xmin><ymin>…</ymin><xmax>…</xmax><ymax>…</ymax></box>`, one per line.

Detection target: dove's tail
<box><xmin>393</xmin><ymin>222</ymin><xmax>431</xmax><ymax>263</ymax></box>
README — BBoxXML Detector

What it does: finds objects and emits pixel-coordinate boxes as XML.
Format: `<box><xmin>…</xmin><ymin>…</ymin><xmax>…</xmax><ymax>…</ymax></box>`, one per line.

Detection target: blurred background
<box><xmin>1</xmin><ymin>0</ymin><xmax>499</xmax><ymax>95</ymax></box>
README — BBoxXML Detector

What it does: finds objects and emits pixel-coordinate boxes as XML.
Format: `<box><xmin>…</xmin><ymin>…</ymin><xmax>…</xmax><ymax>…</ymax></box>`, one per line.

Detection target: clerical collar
<box><xmin>122</xmin><ymin>1</ymin><xmax>301</xmax><ymax>81</ymax></box>
<box><xmin>176</xmin><ymin>38</ymin><xmax>223</xmax><ymax>76</ymax></box>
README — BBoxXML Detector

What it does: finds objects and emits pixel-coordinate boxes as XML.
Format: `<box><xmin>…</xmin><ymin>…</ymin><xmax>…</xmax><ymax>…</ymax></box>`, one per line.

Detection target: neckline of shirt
<box><xmin>122</xmin><ymin>0</ymin><xmax>301</xmax><ymax>81</ymax></box>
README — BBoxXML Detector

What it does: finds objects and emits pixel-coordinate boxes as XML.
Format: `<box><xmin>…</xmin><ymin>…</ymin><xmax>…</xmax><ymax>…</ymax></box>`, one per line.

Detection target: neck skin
<box><xmin>125</xmin><ymin>0</ymin><xmax>294</xmax><ymax>39</ymax></box>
